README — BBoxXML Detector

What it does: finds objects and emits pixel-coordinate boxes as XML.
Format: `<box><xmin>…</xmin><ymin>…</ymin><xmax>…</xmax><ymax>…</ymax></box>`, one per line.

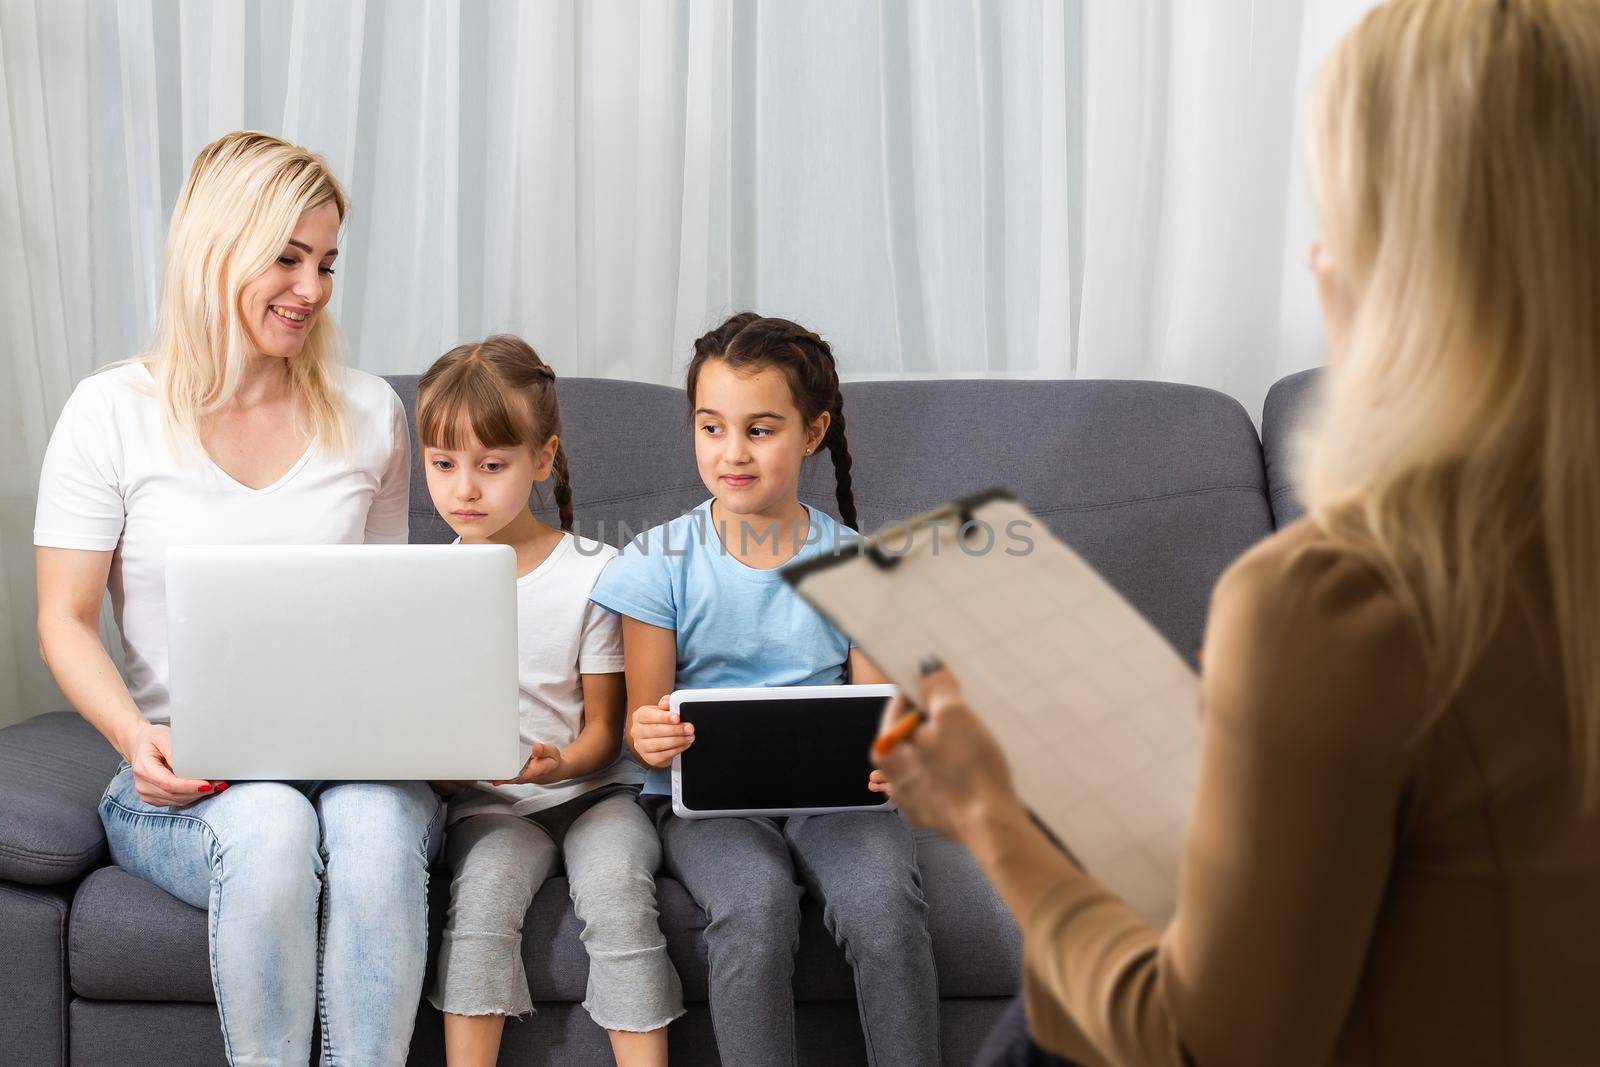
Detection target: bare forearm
<box><xmin>849</xmin><ymin>649</ymin><xmax>889</xmax><ymax>685</ymax></box>
<box><xmin>620</xmin><ymin>617</ymin><xmax>677</xmax><ymax>762</ymax></box>
<box><xmin>552</xmin><ymin>719</ymin><xmax>621</xmax><ymax>781</ymax></box>
<box><xmin>38</xmin><ymin>616</ymin><xmax>145</xmax><ymax>760</ymax></box>
<box><xmin>959</xmin><ymin>793</ymin><xmax>1085</xmax><ymax>929</ymax></box>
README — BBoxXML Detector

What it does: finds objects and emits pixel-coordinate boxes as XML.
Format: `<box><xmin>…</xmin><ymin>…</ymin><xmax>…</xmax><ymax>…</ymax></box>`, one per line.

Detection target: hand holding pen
<box><xmin>866</xmin><ymin>655</ymin><xmax>940</xmax><ymax>795</ymax></box>
<box><xmin>869</xmin><ymin>655</ymin><xmax>1022</xmax><ymax>840</ymax></box>
<box><xmin>874</xmin><ymin>655</ymin><xmax>943</xmax><ymax>755</ymax></box>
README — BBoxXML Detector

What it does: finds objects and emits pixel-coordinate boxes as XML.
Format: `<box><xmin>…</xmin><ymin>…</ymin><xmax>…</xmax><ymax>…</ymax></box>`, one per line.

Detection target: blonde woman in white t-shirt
<box><xmin>34</xmin><ymin>131</ymin><xmax>439</xmax><ymax>1065</ymax></box>
<box><xmin>416</xmin><ymin>335</ymin><xmax>684</xmax><ymax>1067</ymax></box>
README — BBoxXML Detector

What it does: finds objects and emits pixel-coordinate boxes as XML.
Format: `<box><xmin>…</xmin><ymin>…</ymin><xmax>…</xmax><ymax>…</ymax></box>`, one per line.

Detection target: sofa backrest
<box><xmin>385</xmin><ymin>375</ymin><xmax>1275</xmax><ymax>663</ymax></box>
<box><xmin>1260</xmin><ymin>367</ymin><xmax>1321</xmax><ymax>528</ymax></box>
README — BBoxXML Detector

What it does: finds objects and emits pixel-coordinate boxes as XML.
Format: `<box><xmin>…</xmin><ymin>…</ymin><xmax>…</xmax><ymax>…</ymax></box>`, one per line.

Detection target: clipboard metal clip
<box><xmin>860</xmin><ymin>487</ymin><xmax>1017</xmax><ymax>570</ymax></box>
<box><xmin>782</xmin><ymin>487</ymin><xmax>1019</xmax><ymax>586</ymax></box>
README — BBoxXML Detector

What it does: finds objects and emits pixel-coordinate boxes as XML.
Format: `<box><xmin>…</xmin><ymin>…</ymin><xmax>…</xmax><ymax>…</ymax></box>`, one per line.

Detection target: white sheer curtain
<box><xmin>0</xmin><ymin>0</ymin><xmax>1377</xmax><ymax>727</ymax></box>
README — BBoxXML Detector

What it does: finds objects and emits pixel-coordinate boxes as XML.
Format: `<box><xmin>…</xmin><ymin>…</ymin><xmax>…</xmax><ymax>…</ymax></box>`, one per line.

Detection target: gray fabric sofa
<box><xmin>0</xmin><ymin>367</ymin><xmax>1320</xmax><ymax>1066</ymax></box>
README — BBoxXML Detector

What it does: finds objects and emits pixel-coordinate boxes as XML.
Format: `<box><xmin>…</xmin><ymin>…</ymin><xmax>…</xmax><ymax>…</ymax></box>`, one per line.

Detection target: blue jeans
<box><xmin>99</xmin><ymin>765</ymin><xmax>443</xmax><ymax>1066</ymax></box>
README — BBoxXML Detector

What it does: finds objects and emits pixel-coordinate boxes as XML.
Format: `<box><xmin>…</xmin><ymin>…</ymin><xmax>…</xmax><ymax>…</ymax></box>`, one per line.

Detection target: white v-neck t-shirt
<box><xmin>33</xmin><ymin>361</ymin><xmax>411</xmax><ymax>724</ymax></box>
<box><xmin>446</xmin><ymin>532</ymin><xmax>641</xmax><ymax>823</ymax></box>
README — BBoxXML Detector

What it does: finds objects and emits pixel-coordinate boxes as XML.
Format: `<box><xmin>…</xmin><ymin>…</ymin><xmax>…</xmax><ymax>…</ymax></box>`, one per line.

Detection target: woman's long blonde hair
<box><xmin>145</xmin><ymin>130</ymin><xmax>350</xmax><ymax>457</ymax></box>
<box><xmin>1299</xmin><ymin>0</ymin><xmax>1600</xmax><ymax>805</ymax></box>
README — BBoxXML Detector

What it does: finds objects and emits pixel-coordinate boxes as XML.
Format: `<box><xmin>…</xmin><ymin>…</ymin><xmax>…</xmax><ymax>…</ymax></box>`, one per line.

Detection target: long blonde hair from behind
<box><xmin>145</xmin><ymin>130</ymin><xmax>350</xmax><ymax>457</ymax></box>
<box><xmin>1298</xmin><ymin>0</ymin><xmax>1600</xmax><ymax>806</ymax></box>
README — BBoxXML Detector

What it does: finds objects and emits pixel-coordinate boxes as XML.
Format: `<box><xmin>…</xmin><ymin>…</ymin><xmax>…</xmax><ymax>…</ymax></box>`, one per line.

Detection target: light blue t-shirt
<box><xmin>589</xmin><ymin>498</ymin><xmax>860</xmax><ymax>794</ymax></box>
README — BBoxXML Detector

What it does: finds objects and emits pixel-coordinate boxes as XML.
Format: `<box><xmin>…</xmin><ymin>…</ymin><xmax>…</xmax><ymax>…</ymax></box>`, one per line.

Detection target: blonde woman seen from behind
<box><xmin>876</xmin><ymin>2</ymin><xmax>1600</xmax><ymax>1064</ymax></box>
<box><xmin>34</xmin><ymin>131</ymin><xmax>434</xmax><ymax>1065</ymax></box>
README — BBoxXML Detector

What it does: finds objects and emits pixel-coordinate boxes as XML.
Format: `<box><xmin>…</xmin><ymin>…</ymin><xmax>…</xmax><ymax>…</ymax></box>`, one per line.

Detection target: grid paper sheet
<box><xmin>789</xmin><ymin>494</ymin><xmax>1201</xmax><ymax>924</ymax></box>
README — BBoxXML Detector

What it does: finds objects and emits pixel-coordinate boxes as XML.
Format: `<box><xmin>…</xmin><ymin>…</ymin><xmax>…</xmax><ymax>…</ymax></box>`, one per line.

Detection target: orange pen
<box><xmin>872</xmin><ymin>708</ymin><xmax>925</xmax><ymax>757</ymax></box>
<box><xmin>872</xmin><ymin>655</ymin><xmax>943</xmax><ymax>757</ymax></box>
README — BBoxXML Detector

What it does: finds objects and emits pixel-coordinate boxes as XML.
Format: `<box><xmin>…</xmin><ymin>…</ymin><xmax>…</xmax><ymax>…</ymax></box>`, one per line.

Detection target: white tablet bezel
<box><xmin>669</xmin><ymin>684</ymin><xmax>899</xmax><ymax>819</ymax></box>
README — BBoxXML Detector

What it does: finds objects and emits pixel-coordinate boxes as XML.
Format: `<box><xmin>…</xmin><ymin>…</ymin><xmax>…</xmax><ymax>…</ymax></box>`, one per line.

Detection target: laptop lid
<box><xmin>166</xmin><ymin>544</ymin><xmax>521</xmax><ymax>781</ymax></box>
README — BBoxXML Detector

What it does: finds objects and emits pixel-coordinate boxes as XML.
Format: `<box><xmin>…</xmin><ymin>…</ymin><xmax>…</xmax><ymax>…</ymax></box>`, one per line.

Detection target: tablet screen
<box><xmin>677</xmin><ymin>694</ymin><xmax>890</xmax><ymax>812</ymax></box>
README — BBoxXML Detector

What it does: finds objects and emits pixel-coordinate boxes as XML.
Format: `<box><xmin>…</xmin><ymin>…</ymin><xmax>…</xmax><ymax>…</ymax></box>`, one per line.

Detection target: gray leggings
<box><xmin>430</xmin><ymin>789</ymin><xmax>684</xmax><ymax>1032</ymax></box>
<box><xmin>646</xmin><ymin>796</ymin><xmax>941</xmax><ymax>1067</ymax></box>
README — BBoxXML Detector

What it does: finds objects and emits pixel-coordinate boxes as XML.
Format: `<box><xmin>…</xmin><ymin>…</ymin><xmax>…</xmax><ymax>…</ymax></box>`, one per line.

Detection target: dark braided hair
<box><xmin>686</xmin><ymin>313</ymin><xmax>857</xmax><ymax>529</ymax></box>
<box><xmin>417</xmin><ymin>334</ymin><xmax>575</xmax><ymax>532</ymax></box>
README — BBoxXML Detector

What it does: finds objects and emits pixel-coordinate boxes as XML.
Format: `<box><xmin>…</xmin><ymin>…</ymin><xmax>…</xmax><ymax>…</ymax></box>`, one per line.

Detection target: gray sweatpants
<box><xmin>429</xmin><ymin>788</ymin><xmax>684</xmax><ymax>1032</ymax></box>
<box><xmin>645</xmin><ymin>796</ymin><xmax>941</xmax><ymax>1067</ymax></box>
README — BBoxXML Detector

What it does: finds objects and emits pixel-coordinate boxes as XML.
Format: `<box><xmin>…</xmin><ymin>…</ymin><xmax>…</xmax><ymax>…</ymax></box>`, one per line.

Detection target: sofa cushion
<box><xmin>73</xmin><ymin>829</ymin><xmax>1017</xmax><ymax>1004</ymax></box>
<box><xmin>69</xmin><ymin>1000</ymin><xmax>228</xmax><ymax>1066</ymax></box>
<box><xmin>1261</xmin><ymin>367</ymin><xmax>1321</xmax><ymax>528</ymax></box>
<box><xmin>913</xmin><ymin>829</ymin><xmax>1022</xmax><ymax>997</ymax></box>
<box><xmin>70</xmin><ymin>865</ymin><xmax>212</xmax><ymax>1002</ymax></box>
<box><xmin>76</xmin><ymin>996</ymin><xmax>1014</xmax><ymax>1067</ymax></box>
<box><xmin>0</xmin><ymin>711</ymin><xmax>121</xmax><ymax>884</ymax></box>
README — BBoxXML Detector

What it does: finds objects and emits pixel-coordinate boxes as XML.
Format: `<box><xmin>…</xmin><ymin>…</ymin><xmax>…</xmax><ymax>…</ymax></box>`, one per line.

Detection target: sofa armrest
<box><xmin>1261</xmin><ymin>367</ymin><xmax>1321</xmax><ymax>528</ymax></box>
<box><xmin>0</xmin><ymin>712</ymin><xmax>121</xmax><ymax>885</ymax></box>
<box><xmin>0</xmin><ymin>882</ymin><xmax>70</xmax><ymax>1065</ymax></box>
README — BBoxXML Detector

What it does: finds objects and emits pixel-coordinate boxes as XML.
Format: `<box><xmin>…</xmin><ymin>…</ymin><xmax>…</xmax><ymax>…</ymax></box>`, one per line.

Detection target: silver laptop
<box><xmin>166</xmin><ymin>544</ymin><xmax>522</xmax><ymax>781</ymax></box>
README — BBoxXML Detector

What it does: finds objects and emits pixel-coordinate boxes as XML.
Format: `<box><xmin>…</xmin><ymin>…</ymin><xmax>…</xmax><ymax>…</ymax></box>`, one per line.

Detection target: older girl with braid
<box><xmin>416</xmin><ymin>335</ymin><xmax>684</xmax><ymax>1067</ymax></box>
<box><xmin>590</xmin><ymin>313</ymin><xmax>941</xmax><ymax>1067</ymax></box>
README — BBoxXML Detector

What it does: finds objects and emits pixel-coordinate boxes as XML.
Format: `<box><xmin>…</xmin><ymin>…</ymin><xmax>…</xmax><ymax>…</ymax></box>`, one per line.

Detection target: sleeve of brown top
<box><xmin>1021</xmin><ymin>527</ymin><xmax>1429</xmax><ymax>1067</ymax></box>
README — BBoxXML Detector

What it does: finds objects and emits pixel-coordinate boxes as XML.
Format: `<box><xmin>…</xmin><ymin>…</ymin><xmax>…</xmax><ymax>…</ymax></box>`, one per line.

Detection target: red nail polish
<box><xmin>199</xmin><ymin>784</ymin><xmax>213</xmax><ymax>793</ymax></box>
<box><xmin>215</xmin><ymin>783</ymin><xmax>229</xmax><ymax>792</ymax></box>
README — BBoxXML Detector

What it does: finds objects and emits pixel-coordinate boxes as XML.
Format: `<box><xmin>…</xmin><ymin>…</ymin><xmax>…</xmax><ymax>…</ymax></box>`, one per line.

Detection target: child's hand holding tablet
<box><xmin>629</xmin><ymin>695</ymin><xmax>695</xmax><ymax>767</ymax></box>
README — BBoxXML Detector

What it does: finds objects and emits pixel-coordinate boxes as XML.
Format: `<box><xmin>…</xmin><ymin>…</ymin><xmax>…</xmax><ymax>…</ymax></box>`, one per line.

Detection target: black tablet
<box><xmin>669</xmin><ymin>685</ymin><xmax>898</xmax><ymax>818</ymax></box>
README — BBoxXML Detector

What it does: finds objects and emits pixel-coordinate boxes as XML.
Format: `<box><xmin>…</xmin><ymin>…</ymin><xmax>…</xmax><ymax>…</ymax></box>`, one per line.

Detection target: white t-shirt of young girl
<box><xmin>33</xmin><ymin>361</ymin><xmax>411</xmax><ymax>725</ymax></box>
<box><xmin>447</xmin><ymin>532</ymin><xmax>642</xmax><ymax>823</ymax></box>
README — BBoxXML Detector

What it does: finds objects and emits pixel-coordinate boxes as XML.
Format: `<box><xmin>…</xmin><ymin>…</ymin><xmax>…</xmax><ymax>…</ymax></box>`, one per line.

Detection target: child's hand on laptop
<box><xmin>630</xmin><ymin>695</ymin><xmax>695</xmax><ymax>769</ymax></box>
<box><xmin>490</xmin><ymin>742</ymin><xmax>565</xmax><ymax>786</ymax></box>
<box><xmin>125</xmin><ymin>722</ymin><xmax>225</xmax><ymax>807</ymax></box>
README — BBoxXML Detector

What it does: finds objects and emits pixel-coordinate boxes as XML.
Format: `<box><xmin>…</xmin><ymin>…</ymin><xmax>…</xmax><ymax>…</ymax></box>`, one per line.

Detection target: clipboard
<box><xmin>784</xmin><ymin>488</ymin><xmax>1201</xmax><ymax>923</ymax></box>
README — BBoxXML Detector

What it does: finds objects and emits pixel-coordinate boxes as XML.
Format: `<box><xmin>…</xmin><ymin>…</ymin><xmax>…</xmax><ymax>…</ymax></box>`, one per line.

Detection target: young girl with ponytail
<box><xmin>589</xmin><ymin>313</ymin><xmax>940</xmax><ymax>1067</ymax></box>
<box><xmin>417</xmin><ymin>335</ymin><xmax>683</xmax><ymax>1067</ymax></box>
